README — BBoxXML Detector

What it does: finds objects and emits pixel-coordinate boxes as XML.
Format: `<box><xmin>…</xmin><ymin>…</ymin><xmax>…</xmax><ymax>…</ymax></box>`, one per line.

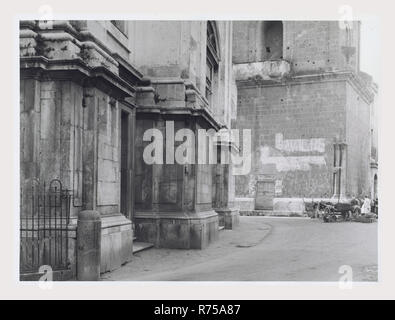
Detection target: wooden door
<box><xmin>255</xmin><ymin>179</ymin><xmax>275</xmax><ymax>210</ymax></box>
<box><xmin>120</xmin><ymin>107</ymin><xmax>135</xmax><ymax>221</ymax></box>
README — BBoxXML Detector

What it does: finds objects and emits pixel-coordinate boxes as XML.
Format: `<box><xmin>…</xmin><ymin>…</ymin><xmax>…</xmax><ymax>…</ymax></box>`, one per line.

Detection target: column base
<box><xmin>134</xmin><ymin>211</ymin><xmax>219</xmax><ymax>249</ymax></box>
<box><xmin>100</xmin><ymin>214</ymin><xmax>133</xmax><ymax>273</ymax></box>
<box><xmin>215</xmin><ymin>207</ymin><xmax>240</xmax><ymax>229</ymax></box>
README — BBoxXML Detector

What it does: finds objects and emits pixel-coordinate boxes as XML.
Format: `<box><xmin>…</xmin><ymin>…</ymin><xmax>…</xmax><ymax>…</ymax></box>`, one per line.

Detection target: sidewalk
<box><xmin>101</xmin><ymin>216</ymin><xmax>272</xmax><ymax>281</ymax></box>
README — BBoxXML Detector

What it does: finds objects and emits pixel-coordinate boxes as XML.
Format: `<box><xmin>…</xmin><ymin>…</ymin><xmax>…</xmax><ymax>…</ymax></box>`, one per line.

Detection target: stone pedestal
<box><xmin>100</xmin><ymin>214</ymin><xmax>133</xmax><ymax>273</ymax></box>
<box><xmin>134</xmin><ymin>80</ymin><xmax>223</xmax><ymax>249</ymax></box>
<box><xmin>216</xmin><ymin>208</ymin><xmax>240</xmax><ymax>229</ymax></box>
<box><xmin>212</xmin><ymin>142</ymin><xmax>240</xmax><ymax>229</ymax></box>
<box><xmin>134</xmin><ymin>211</ymin><xmax>218</xmax><ymax>249</ymax></box>
<box><xmin>77</xmin><ymin>210</ymin><xmax>101</xmax><ymax>281</ymax></box>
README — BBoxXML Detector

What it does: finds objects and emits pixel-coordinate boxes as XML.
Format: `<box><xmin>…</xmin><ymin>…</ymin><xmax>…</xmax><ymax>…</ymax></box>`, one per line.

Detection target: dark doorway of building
<box><xmin>255</xmin><ymin>178</ymin><xmax>275</xmax><ymax>210</ymax></box>
<box><xmin>120</xmin><ymin>107</ymin><xmax>134</xmax><ymax>221</ymax></box>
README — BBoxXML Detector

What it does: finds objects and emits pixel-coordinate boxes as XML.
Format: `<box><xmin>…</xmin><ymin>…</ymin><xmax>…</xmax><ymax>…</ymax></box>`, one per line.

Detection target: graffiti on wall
<box><xmin>275</xmin><ymin>133</ymin><xmax>326</xmax><ymax>153</ymax></box>
<box><xmin>260</xmin><ymin>133</ymin><xmax>327</xmax><ymax>172</ymax></box>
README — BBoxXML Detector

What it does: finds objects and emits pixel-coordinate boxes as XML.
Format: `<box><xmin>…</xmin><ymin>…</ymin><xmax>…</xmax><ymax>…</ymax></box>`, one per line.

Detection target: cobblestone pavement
<box><xmin>102</xmin><ymin>216</ymin><xmax>377</xmax><ymax>281</ymax></box>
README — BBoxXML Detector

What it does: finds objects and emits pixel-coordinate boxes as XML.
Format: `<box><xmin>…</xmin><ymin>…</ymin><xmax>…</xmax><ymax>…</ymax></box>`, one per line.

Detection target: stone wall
<box><xmin>129</xmin><ymin>21</ymin><xmax>234</xmax><ymax>129</ymax></box>
<box><xmin>235</xmin><ymin>78</ymin><xmax>347</xmax><ymax>199</ymax></box>
<box><xmin>131</xmin><ymin>20</ymin><xmax>238</xmax><ymax>248</ymax></box>
<box><xmin>20</xmin><ymin>20</ymin><xmax>138</xmax><ymax>276</ymax></box>
<box><xmin>232</xmin><ymin>21</ymin><xmax>266</xmax><ymax>63</ymax></box>
<box><xmin>20</xmin><ymin>79</ymin><xmax>84</xmax><ymax>217</ymax></box>
<box><xmin>233</xmin><ymin>21</ymin><xmax>361</xmax><ymax>74</ymax></box>
<box><xmin>96</xmin><ymin>91</ymin><xmax>121</xmax><ymax>214</ymax></box>
<box><xmin>233</xmin><ymin>20</ymin><xmax>374</xmax><ymax>207</ymax></box>
<box><xmin>345</xmin><ymin>82</ymin><xmax>371</xmax><ymax>196</ymax></box>
<box><xmin>283</xmin><ymin>21</ymin><xmax>360</xmax><ymax>74</ymax></box>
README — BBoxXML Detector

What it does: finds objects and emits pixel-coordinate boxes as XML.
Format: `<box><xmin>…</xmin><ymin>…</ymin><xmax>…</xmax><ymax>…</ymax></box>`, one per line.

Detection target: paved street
<box><xmin>103</xmin><ymin>216</ymin><xmax>378</xmax><ymax>281</ymax></box>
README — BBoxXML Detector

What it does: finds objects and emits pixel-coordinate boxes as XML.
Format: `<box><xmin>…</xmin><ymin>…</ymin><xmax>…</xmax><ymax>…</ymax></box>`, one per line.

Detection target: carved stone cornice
<box><xmin>236</xmin><ymin>70</ymin><xmax>375</xmax><ymax>105</ymax></box>
<box><xmin>19</xmin><ymin>20</ymin><xmax>143</xmax><ymax>99</ymax></box>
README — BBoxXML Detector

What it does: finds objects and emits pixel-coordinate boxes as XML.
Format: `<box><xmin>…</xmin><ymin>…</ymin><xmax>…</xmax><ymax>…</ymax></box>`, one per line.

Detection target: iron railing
<box><xmin>20</xmin><ymin>179</ymin><xmax>71</xmax><ymax>274</ymax></box>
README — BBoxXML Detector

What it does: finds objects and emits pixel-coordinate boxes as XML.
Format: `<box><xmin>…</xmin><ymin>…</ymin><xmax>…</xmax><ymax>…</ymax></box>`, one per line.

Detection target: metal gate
<box><xmin>20</xmin><ymin>179</ymin><xmax>71</xmax><ymax>274</ymax></box>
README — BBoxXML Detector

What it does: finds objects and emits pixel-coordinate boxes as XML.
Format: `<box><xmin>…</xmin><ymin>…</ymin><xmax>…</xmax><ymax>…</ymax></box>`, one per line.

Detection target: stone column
<box><xmin>214</xmin><ymin>141</ymin><xmax>240</xmax><ymax>229</ymax></box>
<box><xmin>339</xmin><ymin>143</ymin><xmax>347</xmax><ymax>198</ymax></box>
<box><xmin>82</xmin><ymin>87</ymin><xmax>98</xmax><ymax>211</ymax></box>
<box><xmin>333</xmin><ymin>143</ymin><xmax>339</xmax><ymax>198</ymax></box>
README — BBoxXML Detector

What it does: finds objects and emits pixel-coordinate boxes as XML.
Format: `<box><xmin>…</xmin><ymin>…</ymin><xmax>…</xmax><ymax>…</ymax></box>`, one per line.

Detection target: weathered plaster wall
<box><xmin>345</xmin><ymin>82</ymin><xmax>371</xmax><ymax>196</ymax></box>
<box><xmin>20</xmin><ymin>79</ymin><xmax>126</xmax><ymax>216</ymax></box>
<box><xmin>129</xmin><ymin>21</ymin><xmax>234</xmax><ymax>128</ymax></box>
<box><xmin>20</xmin><ymin>79</ymin><xmax>84</xmax><ymax>217</ymax></box>
<box><xmin>232</xmin><ymin>21</ymin><xmax>265</xmax><ymax>63</ymax></box>
<box><xmin>129</xmin><ymin>21</ymin><xmax>186</xmax><ymax>78</ymax></box>
<box><xmin>233</xmin><ymin>21</ymin><xmax>360</xmax><ymax>74</ymax></box>
<box><xmin>214</xmin><ymin>21</ymin><xmax>235</xmax><ymax>129</ymax></box>
<box><xmin>283</xmin><ymin>21</ymin><xmax>360</xmax><ymax>74</ymax></box>
<box><xmin>96</xmin><ymin>91</ymin><xmax>121</xmax><ymax>214</ymax></box>
<box><xmin>84</xmin><ymin>20</ymin><xmax>131</xmax><ymax>61</ymax></box>
<box><xmin>233</xmin><ymin>20</ymin><xmax>373</xmax><ymax>205</ymax></box>
<box><xmin>235</xmin><ymin>80</ymin><xmax>347</xmax><ymax>198</ymax></box>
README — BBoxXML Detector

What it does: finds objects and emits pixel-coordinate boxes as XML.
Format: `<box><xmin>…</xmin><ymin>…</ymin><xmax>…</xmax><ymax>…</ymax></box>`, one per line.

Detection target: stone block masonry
<box><xmin>236</xmin><ymin>78</ymin><xmax>348</xmax><ymax>199</ymax></box>
<box><xmin>19</xmin><ymin>20</ymin><xmax>141</xmax><ymax>278</ymax></box>
<box><xmin>233</xmin><ymin>20</ymin><xmax>375</xmax><ymax>212</ymax></box>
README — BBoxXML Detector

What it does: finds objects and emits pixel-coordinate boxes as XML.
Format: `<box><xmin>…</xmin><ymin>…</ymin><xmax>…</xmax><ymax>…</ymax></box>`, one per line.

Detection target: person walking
<box><xmin>361</xmin><ymin>195</ymin><xmax>371</xmax><ymax>215</ymax></box>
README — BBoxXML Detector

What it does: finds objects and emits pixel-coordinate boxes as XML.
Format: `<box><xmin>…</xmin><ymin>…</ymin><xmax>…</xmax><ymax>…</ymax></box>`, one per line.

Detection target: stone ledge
<box><xmin>134</xmin><ymin>210</ymin><xmax>218</xmax><ymax>221</ymax></box>
<box><xmin>236</xmin><ymin>70</ymin><xmax>375</xmax><ymax>104</ymax></box>
<box><xmin>100</xmin><ymin>214</ymin><xmax>132</xmax><ymax>228</ymax></box>
<box><xmin>233</xmin><ymin>60</ymin><xmax>291</xmax><ymax>81</ymax></box>
<box><xmin>20</xmin><ymin>56</ymin><xmax>136</xmax><ymax>100</ymax></box>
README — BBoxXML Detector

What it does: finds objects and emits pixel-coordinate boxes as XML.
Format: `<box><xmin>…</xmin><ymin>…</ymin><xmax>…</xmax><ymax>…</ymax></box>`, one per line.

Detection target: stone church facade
<box><xmin>19</xmin><ymin>20</ymin><xmax>238</xmax><ymax>276</ymax></box>
<box><xmin>19</xmin><ymin>20</ymin><xmax>377</xmax><ymax>278</ymax></box>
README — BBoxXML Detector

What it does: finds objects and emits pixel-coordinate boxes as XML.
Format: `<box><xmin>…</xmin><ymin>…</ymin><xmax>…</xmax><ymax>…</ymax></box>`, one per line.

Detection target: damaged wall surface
<box><xmin>233</xmin><ymin>20</ymin><xmax>376</xmax><ymax>213</ymax></box>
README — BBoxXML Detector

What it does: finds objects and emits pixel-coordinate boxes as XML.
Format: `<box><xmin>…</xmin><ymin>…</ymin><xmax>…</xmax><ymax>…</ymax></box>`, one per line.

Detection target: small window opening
<box><xmin>263</xmin><ymin>21</ymin><xmax>283</xmax><ymax>60</ymax></box>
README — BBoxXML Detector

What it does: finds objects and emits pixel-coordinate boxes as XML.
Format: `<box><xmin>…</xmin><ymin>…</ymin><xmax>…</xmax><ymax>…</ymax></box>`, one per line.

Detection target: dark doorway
<box><xmin>120</xmin><ymin>108</ymin><xmax>134</xmax><ymax>220</ymax></box>
<box><xmin>255</xmin><ymin>179</ymin><xmax>275</xmax><ymax>210</ymax></box>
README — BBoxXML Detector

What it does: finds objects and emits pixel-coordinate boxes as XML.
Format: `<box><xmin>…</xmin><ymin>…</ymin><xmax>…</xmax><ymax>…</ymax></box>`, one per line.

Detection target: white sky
<box><xmin>360</xmin><ymin>19</ymin><xmax>381</xmax><ymax>85</ymax></box>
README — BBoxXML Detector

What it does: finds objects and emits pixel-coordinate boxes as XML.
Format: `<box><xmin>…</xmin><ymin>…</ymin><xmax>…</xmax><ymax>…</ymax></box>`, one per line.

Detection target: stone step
<box><xmin>133</xmin><ymin>241</ymin><xmax>154</xmax><ymax>254</ymax></box>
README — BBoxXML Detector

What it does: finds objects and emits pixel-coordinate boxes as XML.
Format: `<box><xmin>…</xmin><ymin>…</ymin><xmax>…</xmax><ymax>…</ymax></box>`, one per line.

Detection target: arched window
<box><xmin>263</xmin><ymin>21</ymin><xmax>283</xmax><ymax>60</ymax></box>
<box><xmin>206</xmin><ymin>21</ymin><xmax>220</xmax><ymax>102</ymax></box>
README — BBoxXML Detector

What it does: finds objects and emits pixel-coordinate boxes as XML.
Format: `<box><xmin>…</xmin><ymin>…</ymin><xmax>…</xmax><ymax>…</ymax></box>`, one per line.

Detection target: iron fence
<box><xmin>20</xmin><ymin>179</ymin><xmax>71</xmax><ymax>274</ymax></box>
